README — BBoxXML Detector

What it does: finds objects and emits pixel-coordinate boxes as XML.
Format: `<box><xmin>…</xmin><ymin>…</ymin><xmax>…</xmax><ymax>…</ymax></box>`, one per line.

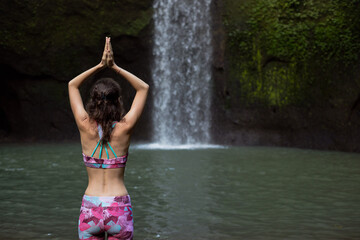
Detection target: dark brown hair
<box><xmin>86</xmin><ymin>78</ymin><xmax>125</xmax><ymax>142</ymax></box>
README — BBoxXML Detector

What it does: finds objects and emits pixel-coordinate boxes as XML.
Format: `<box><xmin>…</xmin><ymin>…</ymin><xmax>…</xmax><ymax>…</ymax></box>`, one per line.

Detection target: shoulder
<box><xmin>112</xmin><ymin>118</ymin><xmax>132</xmax><ymax>134</ymax></box>
<box><xmin>78</xmin><ymin>118</ymin><xmax>97</xmax><ymax>134</ymax></box>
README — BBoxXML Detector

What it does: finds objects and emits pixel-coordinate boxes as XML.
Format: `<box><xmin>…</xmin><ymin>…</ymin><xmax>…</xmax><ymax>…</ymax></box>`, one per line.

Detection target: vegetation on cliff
<box><xmin>223</xmin><ymin>0</ymin><xmax>360</xmax><ymax>107</ymax></box>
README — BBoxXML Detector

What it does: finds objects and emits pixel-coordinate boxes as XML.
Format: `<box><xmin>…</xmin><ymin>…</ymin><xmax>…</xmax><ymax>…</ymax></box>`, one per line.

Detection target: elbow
<box><xmin>68</xmin><ymin>80</ymin><xmax>77</xmax><ymax>89</ymax></box>
<box><xmin>144</xmin><ymin>83</ymin><xmax>149</xmax><ymax>91</ymax></box>
<box><xmin>140</xmin><ymin>82</ymin><xmax>149</xmax><ymax>92</ymax></box>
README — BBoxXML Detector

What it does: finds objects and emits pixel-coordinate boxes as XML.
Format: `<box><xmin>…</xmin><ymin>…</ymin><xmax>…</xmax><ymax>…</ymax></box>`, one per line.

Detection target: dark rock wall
<box><xmin>0</xmin><ymin>0</ymin><xmax>153</xmax><ymax>142</ymax></box>
<box><xmin>1</xmin><ymin>0</ymin><xmax>359</xmax><ymax>152</ymax></box>
<box><xmin>212</xmin><ymin>0</ymin><xmax>360</xmax><ymax>152</ymax></box>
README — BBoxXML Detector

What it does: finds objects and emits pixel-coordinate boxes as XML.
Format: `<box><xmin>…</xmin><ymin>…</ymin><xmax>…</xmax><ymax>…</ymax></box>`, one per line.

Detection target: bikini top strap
<box><xmin>92</xmin><ymin>121</ymin><xmax>118</xmax><ymax>159</ymax></box>
<box><xmin>99</xmin><ymin>141</ymin><xmax>103</xmax><ymax>159</ymax></box>
<box><xmin>107</xmin><ymin>142</ymin><xmax>118</xmax><ymax>158</ymax></box>
<box><xmin>97</xmin><ymin>121</ymin><xmax>117</xmax><ymax>137</ymax></box>
<box><xmin>104</xmin><ymin>144</ymin><xmax>110</xmax><ymax>159</ymax></box>
<box><xmin>90</xmin><ymin>140</ymin><xmax>101</xmax><ymax>158</ymax></box>
<box><xmin>97</xmin><ymin>124</ymin><xmax>103</xmax><ymax>139</ymax></box>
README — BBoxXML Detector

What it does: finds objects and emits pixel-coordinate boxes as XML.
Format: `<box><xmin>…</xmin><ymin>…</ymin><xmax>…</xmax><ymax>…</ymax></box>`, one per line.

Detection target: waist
<box><xmin>85</xmin><ymin>177</ymin><xmax>128</xmax><ymax>197</ymax></box>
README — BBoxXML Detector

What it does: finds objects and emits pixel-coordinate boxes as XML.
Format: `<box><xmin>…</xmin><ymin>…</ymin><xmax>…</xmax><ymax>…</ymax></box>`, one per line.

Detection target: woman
<box><xmin>69</xmin><ymin>37</ymin><xmax>149</xmax><ymax>240</ymax></box>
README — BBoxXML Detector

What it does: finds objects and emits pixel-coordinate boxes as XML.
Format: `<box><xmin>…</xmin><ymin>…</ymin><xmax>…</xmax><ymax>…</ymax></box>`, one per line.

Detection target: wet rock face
<box><xmin>0</xmin><ymin>0</ymin><xmax>153</xmax><ymax>79</ymax></box>
<box><xmin>210</xmin><ymin>0</ymin><xmax>360</xmax><ymax>152</ymax></box>
<box><xmin>1</xmin><ymin>0</ymin><xmax>360</xmax><ymax>152</ymax></box>
<box><xmin>0</xmin><ymin>0</ymin><xmax>153</xmax><ymax>142</ymax></box>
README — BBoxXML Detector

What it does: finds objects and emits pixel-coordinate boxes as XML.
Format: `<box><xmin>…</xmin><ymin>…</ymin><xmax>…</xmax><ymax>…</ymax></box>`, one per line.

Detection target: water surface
<box><xmin>0</xmin><ymin>144</ymin><xmax>359</xmax><ymax>239</ymax></box>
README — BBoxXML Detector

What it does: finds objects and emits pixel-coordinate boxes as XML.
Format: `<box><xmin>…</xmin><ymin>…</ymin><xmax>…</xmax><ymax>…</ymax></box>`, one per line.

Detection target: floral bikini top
<box><xmin>82</xmin><ymin>121</ymin><xmax>128</xmax><ymax>169</ymax></box>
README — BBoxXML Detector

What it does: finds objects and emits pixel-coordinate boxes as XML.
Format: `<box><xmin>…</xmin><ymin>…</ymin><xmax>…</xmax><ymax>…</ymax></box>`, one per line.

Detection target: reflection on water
<box><xmin>0</xmin><ymin>144</ymin><xmax>359</xmax><ymax>239</ymax></box>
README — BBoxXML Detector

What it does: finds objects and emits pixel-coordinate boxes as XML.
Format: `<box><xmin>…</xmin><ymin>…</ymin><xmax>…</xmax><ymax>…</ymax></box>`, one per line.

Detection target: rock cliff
<box><xmin>211</xmin><ymin>0</ymin><xmax>360</xmax><ymax>151</ymax></box>
<box><xmin>0</xmin><ymin>0</ymin><xmax>153</xmax><ymax>141</ymax></box>
<box><xmin>1</xmin><ymin>0</ymin><xmax>360</xmax><ymax>152</ymax></box>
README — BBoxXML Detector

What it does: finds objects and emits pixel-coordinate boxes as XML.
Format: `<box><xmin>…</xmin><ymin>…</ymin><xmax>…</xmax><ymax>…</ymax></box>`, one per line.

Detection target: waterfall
<box><xmin>151</xmin><ymin>0</ymin><xmax>213</xmax><ymax>145</ymax></box>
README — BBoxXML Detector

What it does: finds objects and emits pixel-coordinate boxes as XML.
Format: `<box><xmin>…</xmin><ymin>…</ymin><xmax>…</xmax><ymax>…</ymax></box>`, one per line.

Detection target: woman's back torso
<box><xmin>80</xmin><ymin>119</ymin><xmax>131</xmax><ymax>196</ymax></box>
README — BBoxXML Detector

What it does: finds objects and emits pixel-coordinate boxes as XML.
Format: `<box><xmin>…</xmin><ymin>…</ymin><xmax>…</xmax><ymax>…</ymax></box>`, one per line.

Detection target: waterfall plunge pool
<box><xmin>0</xmin><ymin>143</ymin><xmax>359</xmax><ymax>239</ymax></box>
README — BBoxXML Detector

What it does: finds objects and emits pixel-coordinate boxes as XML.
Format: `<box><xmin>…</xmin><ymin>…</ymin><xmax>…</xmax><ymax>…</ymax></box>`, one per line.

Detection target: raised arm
<box><xmin>68</xmin><ymin>37</ymin><xmax>109</xmax><ymax>128</ymax></box>
<box><xmin>112</xmin><ymin>65</ymin><xmax>149</xmax><ymax>128</ymax></box>
<box><xmin>107</xmin><ymin>39</ymin><xmax>149</xmax><ymax>130</ymax></box>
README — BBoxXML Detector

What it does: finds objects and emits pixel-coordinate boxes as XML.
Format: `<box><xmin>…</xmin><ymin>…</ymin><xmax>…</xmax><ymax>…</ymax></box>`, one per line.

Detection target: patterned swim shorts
<box><xmin>78</xmin><ymin>195</ymin><xmax>133</xmax><ymax>240</ymax></box>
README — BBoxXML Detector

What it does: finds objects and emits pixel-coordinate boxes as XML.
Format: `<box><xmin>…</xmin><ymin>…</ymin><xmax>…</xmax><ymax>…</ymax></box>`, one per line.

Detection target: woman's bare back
<box><xmin>80</xmin><ymin>119</ymin><xmax>131</xmax><ymax>196</ymax></box>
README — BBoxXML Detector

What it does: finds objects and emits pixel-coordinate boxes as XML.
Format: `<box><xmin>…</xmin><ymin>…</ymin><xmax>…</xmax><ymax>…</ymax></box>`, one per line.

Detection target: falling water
<box><xmin>152</xmin><ymin>0</ymin><xmax>213</xmax><ymax>145</ymax></box>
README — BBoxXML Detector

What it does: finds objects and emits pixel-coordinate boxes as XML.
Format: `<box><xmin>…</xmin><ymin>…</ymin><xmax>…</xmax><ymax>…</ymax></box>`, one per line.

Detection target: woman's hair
<box><xmin>86</xmin><ymin>78</ymin><xmax>125</xmax><ymax>142</ymax></box>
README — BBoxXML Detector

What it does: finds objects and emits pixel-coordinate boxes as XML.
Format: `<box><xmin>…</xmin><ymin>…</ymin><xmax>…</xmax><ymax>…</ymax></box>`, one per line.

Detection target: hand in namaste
<box><xmin>100</xmin><ymin>37</ymin><xmax>115</xmax><ymax>68</ymax></box>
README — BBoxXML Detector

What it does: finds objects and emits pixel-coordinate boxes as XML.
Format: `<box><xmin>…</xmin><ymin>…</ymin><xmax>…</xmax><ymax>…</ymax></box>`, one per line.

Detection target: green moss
<box><xmin>124</xmin><ymin>8</ymin><xmax>153</xmax><ymax>35</ymax></box>
<box><xmin>223</xmin><ymin>0</ymin><xmax>360</xmax><ymax>107</ymax></box>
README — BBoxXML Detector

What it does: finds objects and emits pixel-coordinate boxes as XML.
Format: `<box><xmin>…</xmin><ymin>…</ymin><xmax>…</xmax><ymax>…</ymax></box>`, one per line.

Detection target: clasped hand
<box><xmin>100</xmin><ymin>37</ymin><xmax>115</xmax><ymax>68</ymax></box>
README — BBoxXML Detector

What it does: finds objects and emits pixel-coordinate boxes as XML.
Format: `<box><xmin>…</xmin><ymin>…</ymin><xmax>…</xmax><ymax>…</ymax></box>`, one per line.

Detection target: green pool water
<box><xmin>0</xmin><ymin>143</ymin><xmax>359</xmax><ymax>239</ymax></box>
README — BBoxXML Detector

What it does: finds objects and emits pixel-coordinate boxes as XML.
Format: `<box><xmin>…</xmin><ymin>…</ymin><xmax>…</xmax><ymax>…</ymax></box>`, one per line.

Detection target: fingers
<box><xmin>108</xmin><ymin>37</ymin><xmax>113</xmax><ymax>53</ymax></box>
<box><xmin>107</xmin><ymin>38</ymin><xmax>113</xmax><ymax>59</ymax></box>
<box><xmin>106</xmin><ymin>51</ymin><xmax>110</xmax><ymax>60</ymax></box>
<box><xmin>103</xmin><ymin>37</ymin><xmax>112</xmax><ymax>53</ymax></box>
<box><xmin>101</xmin><ymin>36</ymin><xmax>114</xmax><ymax>67</ymax></box>
<box><xmin>107</xmin><ymin>51</ymin><xmax>113</xmax><ymax>62</ymax></box>
<box><xmin>99</xmin><ymin>37</ymin><xmax>110</xmax><ymax>67</ymax></box>
<box><xmin>106</xmin><ymin>37</ymin><xmax>111</xmax><ymax>51</ymax></box>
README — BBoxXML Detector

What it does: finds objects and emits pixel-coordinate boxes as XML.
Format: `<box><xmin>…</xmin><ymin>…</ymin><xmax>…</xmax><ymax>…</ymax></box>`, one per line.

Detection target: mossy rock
<box><xmin>222</xmin><ymin>0</ymin><xmax>360</xmax><ymax>108</ymax></box>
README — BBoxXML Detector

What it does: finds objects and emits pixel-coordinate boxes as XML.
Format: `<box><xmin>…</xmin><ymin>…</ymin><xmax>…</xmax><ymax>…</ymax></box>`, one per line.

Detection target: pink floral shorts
<box><xmin>78</xmin><ymin>195</ymin><xmax>133</xmax><ymax>240</ymax></box>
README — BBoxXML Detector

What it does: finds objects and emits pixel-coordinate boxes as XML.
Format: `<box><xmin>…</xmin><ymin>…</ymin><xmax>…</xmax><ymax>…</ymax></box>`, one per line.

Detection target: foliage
<box><xmin>223</xmin><ymin>0</ymin><xmax>360</xmax><ymax>107</ymax></box>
